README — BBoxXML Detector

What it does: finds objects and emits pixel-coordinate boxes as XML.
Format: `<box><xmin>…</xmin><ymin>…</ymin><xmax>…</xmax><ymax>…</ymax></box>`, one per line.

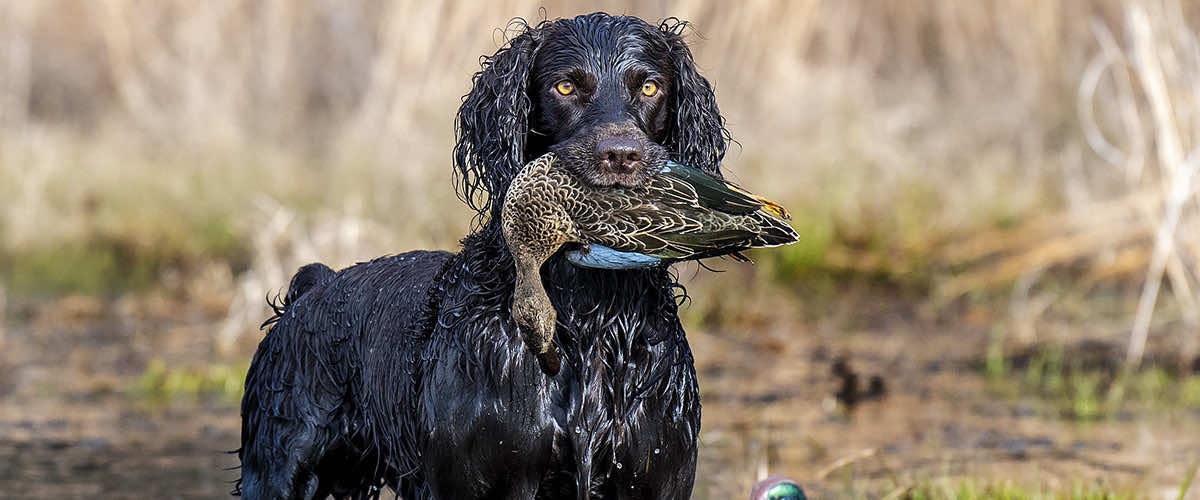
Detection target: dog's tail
<box><xmin>262</xmin><ymin>263</ymin><xmax>336</xmax><ymax>329</ymax></box>
<box><xmin>285</xmin><ymin>262</ymin><xmax>335</xmax><ymax>305</ymax></box>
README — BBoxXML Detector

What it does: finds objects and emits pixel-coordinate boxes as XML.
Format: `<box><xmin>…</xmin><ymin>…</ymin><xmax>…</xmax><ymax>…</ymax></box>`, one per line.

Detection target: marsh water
<box><xmin>2</xmin><ymin>292</ymin><xmax>1198</xmax><ymax>499</ymax></box>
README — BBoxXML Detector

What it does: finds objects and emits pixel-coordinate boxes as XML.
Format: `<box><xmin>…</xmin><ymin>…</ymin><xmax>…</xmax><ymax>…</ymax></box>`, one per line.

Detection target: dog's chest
<box><xmin>425</xmin><ymin>251</ymin><xmax>700</xmax><ymax>491</ymax></box>
<box><xmin>546</xmin><ymin>294</ymin><xmax>699</xmax><ymax>480</ymax></box>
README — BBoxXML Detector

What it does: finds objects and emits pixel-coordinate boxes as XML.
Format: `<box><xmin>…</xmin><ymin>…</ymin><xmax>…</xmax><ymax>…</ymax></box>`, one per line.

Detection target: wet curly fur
<box><xmin>237</xmin><ymin>13</ymin><xmax>729</xmax><ymax>499</ymax></box>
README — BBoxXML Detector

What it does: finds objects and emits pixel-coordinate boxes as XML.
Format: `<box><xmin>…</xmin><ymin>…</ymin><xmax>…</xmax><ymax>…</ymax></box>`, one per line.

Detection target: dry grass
<box><xmin>0</xmin><ymin>0</ymin><xmax>1198</xmax><ymax>355</ymax></box>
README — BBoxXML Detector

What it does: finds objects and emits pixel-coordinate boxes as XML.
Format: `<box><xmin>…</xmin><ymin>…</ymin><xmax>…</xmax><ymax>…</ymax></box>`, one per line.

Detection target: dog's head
<box><xmin>453</xmin><ymin>13</ymin><xmax>730</xmax><ymax>225</ymax></box>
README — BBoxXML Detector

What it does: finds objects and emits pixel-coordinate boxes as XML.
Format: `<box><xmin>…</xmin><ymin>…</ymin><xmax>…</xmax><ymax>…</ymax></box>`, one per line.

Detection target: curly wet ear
<box><xmin>453</xmin><ymin>20</ymin><xmax>542</xmax><ymax>226</ymax></box>
<box><xmin>660</xmin><ymin>19</ymin><xmax>731</xmax><ymax>177</ymax></box>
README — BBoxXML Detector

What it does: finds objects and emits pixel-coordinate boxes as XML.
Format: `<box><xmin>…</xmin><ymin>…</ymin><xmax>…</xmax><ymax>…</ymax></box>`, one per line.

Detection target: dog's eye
<box><xmin>555</xmin><ymin>80</ymin><xmax>576</xmax><ymax>96</ymax></box>
<box><xmin>641</xmin><ymin>80</ymin><xmax>659</xmax><ymax>97</ymax></box>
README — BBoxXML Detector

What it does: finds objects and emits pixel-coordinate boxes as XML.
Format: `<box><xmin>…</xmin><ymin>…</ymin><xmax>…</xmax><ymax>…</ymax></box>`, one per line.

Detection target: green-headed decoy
<box><xmin>751</xmin><ymin>475</ymin><xmax>807</xmax><ymax>500</ymax></box>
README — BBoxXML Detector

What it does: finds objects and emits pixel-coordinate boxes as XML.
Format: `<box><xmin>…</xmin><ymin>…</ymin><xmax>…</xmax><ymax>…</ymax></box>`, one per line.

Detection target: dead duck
<box><xmin>751</xmin><ymin>475</ymin><xmax>807</xmax><ymax>500</ymax></box>
<box><xmin>502</xmin><ymin>152</ymin><xmax>798</xmax><ymax>374</ymax></box>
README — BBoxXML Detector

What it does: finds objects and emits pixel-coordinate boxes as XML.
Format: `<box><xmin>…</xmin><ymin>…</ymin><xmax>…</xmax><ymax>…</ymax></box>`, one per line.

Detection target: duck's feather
<box><xmin>578</xmin><ymin>198</ymin><xmax>797</xmax><ymax>261</ymax></box>
<box><xmin>660</xmin><ymin>162</ymin><xmax>761</xmax><ymax>215</ymax></box>
<box><xmin>565</xmin><ymin>244</ymin><xmax>662</xmax><ymax>269</ymax></box>
<box><xmin>662</xmin><ymin>161</ymin><xmax>792</xmax><ymax>220</ymax></box>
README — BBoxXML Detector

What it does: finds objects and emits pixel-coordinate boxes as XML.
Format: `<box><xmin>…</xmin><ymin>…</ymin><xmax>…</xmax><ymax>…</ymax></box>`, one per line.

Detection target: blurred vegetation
<box><xmin>984</xmin><ymin>337</ymin><xmax>1200</xmax><ymax>419</ymax></box>
<box><xmin>0</xmin><ymin>0</ymin><xmax>1195</xmax><ymax>318</ymax></box>
<box><xmin>0</xmin><ymin>0</ymin><xmax>1196</xmax><ymax>365</ymax></box>
<box><xmin>133</xmin><ymin>358</ymin><xmax>249</xmax><ymax>404</ymax></box>
<box><xmin>894</xmin><ymin>479</ymin><xmax>1145</xmax><ymax>500</ymax></box>
<box><xmin>0</xmin><ymin>0</ymin><xmax>1197</xmax><ymax>387</ymax></box>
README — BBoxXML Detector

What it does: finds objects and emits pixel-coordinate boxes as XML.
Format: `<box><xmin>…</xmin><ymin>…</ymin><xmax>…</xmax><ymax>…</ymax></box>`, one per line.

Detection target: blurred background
<box><xmin>2</xmin><ymin>0</ymin><xmax>1199</xmax><ymax>498</ymax></box>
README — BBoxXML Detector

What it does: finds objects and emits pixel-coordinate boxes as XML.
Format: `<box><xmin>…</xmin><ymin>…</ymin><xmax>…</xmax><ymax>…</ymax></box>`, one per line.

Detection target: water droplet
<box><xmin>614</xmin><ymin>462</ymin><xmax>623</xmax><ymax>470</ymax></box>
<box><xmin>499</xmin><ymin>440</ymin><xmax>504</xmax><ymax>445</ymax></box>
<box><xmin>653</xmin><ymin>448</ymin><xmax>660</xmax><ymax>454</ymax></box>
<box><xmin>574</xmin><ymin>426</ymin><xmax>582</xmax><ymax>434</ymax></box>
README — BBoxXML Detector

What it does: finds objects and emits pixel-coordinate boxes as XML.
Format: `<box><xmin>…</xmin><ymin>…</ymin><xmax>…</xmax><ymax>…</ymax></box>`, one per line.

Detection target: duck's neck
<box><xmin>458</xmin><ymin>221</ymin><xmax>681</xmax><ymax>340</ymax></box>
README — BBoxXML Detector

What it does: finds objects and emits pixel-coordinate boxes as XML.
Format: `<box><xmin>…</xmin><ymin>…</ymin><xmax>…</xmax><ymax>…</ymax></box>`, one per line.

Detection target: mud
<box><xmin>1</xmin><ymin>294</ymin><xmax>1198</xmax><ymax>498</ymax></box>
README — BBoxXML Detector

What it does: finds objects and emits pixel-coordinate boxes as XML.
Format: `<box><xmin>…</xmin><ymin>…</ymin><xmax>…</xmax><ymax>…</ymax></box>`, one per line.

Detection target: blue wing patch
<box><xmin>566</xmin><ymin>244</ymin><xmax>662</xmax><ymax>269</ymax></box>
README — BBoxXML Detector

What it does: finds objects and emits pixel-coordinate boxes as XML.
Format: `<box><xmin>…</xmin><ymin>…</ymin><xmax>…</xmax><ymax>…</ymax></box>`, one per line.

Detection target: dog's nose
<box><xmin>595</xmin><ymin>136</ymin><xmax>643</xmax><ymax>174</ymax></box>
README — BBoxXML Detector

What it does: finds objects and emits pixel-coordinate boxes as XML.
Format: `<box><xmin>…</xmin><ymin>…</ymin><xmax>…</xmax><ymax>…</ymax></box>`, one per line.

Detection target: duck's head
<box><xmin>750</xmin><ymin>475</ymin><xmax>807</xmax><ymax>500</ymax></box>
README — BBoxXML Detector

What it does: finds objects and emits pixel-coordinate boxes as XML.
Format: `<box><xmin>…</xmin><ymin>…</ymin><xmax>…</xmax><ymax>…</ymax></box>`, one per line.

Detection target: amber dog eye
<box><xmin>555</xmin><ymin>80</ymin><xmax>576</xmax><ymax>96</ymax></box>
<box><xmin>641</xmin><ymin>80</ymin><xmax>659</xmax><ymax>97</ymax></box>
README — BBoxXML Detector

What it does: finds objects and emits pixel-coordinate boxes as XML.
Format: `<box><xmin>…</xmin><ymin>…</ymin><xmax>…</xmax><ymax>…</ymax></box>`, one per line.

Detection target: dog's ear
<box><xmin>454</xmin><ymin>21</ymin><xmax>541</xmax><ymax>226</ymax></box>
<box><xmin>661</xmin><ymin>19</ymin><xmax>730</xmax><ymax>177</ymax></box>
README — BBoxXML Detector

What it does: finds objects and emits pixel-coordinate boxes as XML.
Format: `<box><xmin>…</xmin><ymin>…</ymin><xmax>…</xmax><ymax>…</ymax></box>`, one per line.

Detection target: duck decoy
<box><xmin>751</xmin><ymin>475</ymin><xmax>807</xmax><ymax>500</ymax></box>
<box><xmin>502</xmin><ymin>152</ymin><xmax>798</xmax><ymax>374</ymax></box>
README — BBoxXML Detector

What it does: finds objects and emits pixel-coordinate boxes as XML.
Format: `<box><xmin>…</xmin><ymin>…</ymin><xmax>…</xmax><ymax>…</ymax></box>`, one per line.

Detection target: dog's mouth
<box><xmin>550</xmin><ymin>124</ymin><xmax>668</xmax><ymax>189</ymax></box>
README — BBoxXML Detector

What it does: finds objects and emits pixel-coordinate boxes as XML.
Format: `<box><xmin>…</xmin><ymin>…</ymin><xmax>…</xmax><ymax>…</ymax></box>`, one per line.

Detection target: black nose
<box><xmin>595</xmin><ymin>136</ymin><xmax>643</xmax><ymax>174</ymax></box>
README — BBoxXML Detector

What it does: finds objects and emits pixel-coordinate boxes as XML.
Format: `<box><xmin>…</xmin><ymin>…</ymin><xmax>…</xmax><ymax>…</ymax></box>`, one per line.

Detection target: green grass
<box><xmin>757</xmin><ymin>202</ymin><xmax>940</xmax><ymax>294</ymax></box>
<box><xmin>982</xmin><ymin>339</ymin><xmax>1200</xmax><ymax>420</ymax></box>
<box><xmin>765</xmin><ymin>210</ymin><xmax>834</xmax><ymax>282</ymax></box>
<box><xmin>132</xmin><ymin>358</ymin><xmax>249</xmax><ymax>404</ymax></box>
<box><xmin>0</xmin><ymin>210</ymin><xmax>248</xmax><ymax>296</ymax></box>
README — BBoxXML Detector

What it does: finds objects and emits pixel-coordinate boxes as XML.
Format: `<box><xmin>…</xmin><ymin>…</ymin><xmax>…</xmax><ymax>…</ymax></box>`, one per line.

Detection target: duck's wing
<box><xmin>560</xmin><ymin>184</ymin><xmax>698</xmax><ymax>268</ymax></box>
<box><xmin>662</xmin><ymin>161</ymin><xmax>791</xmax><ymax>220</ymax></box>
<box><xmin>578</xmin><ymin>200</ymin><xmax>799</xmax><ymax>263</ymax></box>
<box><xmin>567</xmin><ymin>182</ymin><xmax>701</xmax><ymax>254</ymax></box>
<box><xmin>561</xmin><ymin>160</ymin><xmax>798</xmax><ymax>269</ymax></box>
<box><xmin>649</xmin><ymin>213</ymin><xmax>799</xmax><ymax>258</ymax></box>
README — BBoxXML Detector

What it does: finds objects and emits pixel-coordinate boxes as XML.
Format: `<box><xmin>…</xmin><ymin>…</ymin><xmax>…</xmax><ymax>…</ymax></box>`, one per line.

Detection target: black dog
<box><xmin>237</xmin><ymin>13</ymin><xmax>729</xmax><ymax>499</ymax></box>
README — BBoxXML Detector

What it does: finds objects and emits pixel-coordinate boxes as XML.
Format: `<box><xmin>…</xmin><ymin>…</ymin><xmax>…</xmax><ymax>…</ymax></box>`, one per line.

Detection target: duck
<box><xmin>751</xmin><ymin>475</ymin><xmax>808</xmax><ymax>500</ymax></box>
<box><xmin>502</xmin><ymin>152</ymin><xmax>798</xmax><ymax>374</ymax></box>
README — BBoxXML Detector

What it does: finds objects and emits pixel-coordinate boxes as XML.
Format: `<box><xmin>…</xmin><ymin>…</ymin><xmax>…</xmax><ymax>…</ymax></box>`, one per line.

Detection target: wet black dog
<box><xmin>237</xmin><ymin>13</ymin><xmax>729</xmax><ymax>499</ymax></box>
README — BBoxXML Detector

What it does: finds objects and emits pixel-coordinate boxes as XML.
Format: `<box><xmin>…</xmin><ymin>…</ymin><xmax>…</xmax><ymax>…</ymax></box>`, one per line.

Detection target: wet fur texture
<box><xmin>237</xmin><ymin>13</ymin><xmax>729</xmax><ymax>499</ymax></box>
